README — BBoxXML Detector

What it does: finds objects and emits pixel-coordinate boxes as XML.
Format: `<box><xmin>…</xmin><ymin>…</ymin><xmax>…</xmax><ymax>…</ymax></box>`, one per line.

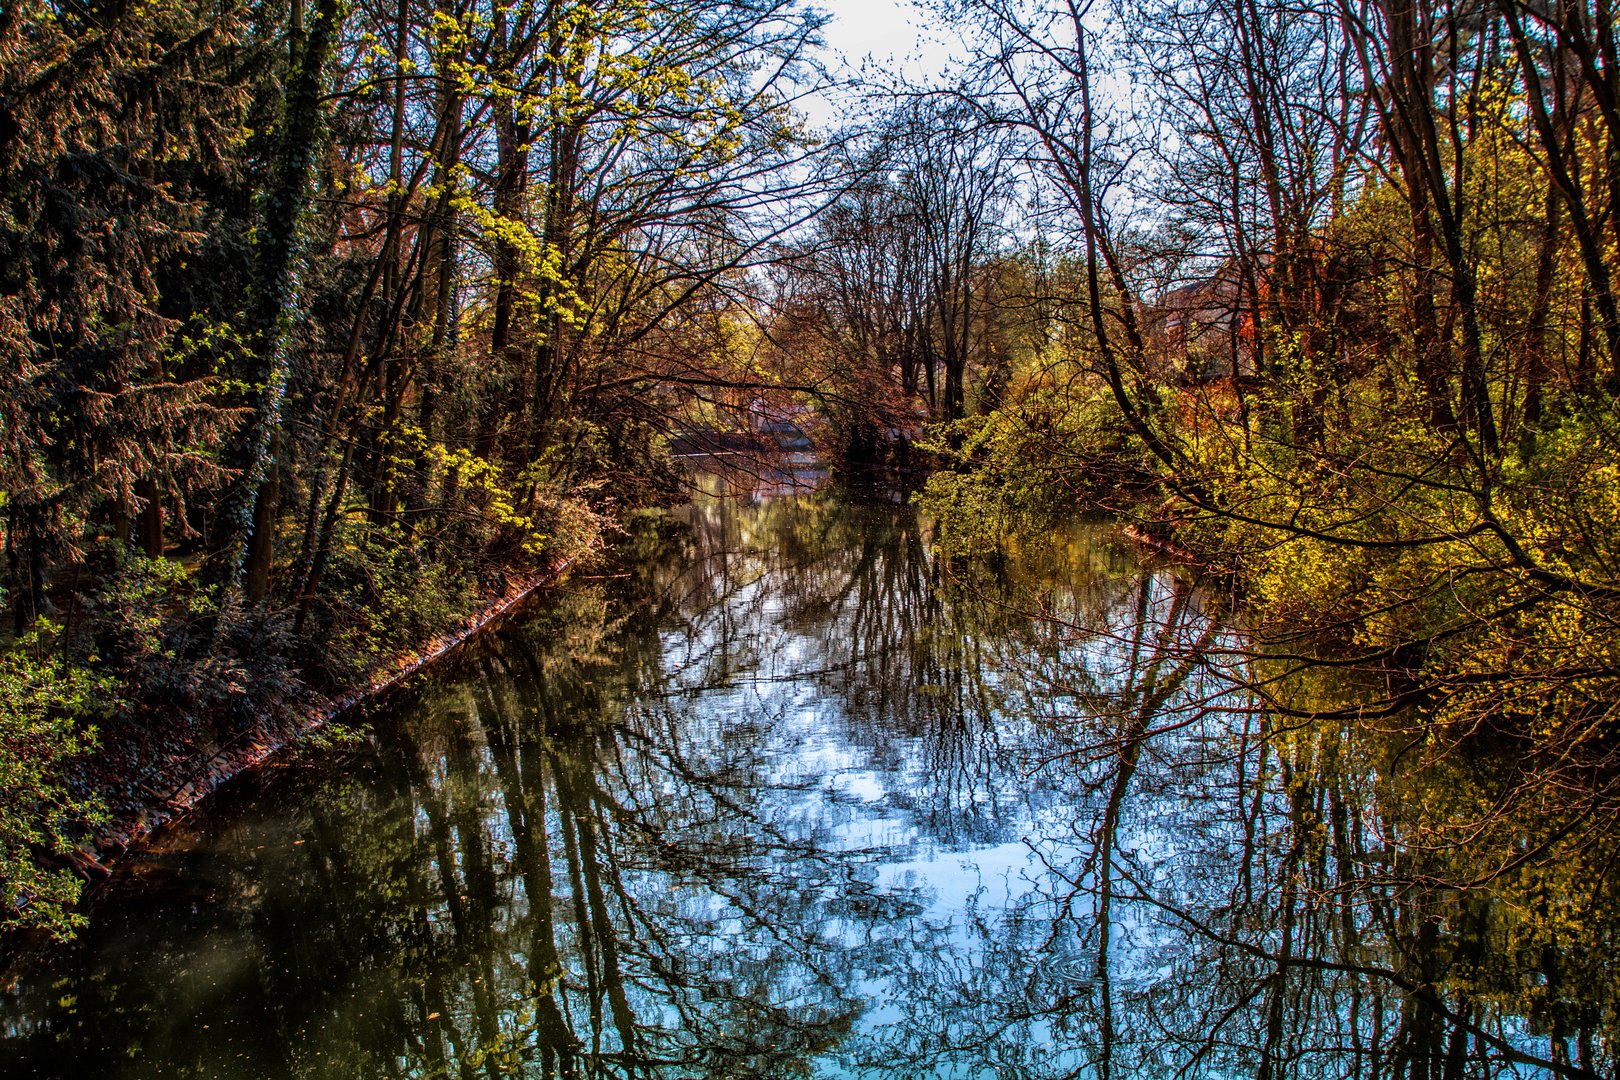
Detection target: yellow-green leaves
<box><xmin>0</xmin><ymin>632</ymin><xmax>114</xmax><ymax>939</ymax></box>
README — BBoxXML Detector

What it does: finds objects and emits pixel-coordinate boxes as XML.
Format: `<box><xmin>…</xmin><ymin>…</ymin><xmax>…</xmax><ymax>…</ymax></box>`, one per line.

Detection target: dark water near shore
<box><xmin>1</xmin><ymin>481</ymin><xmax>1613</xmax><ymax>1078</ymax></box>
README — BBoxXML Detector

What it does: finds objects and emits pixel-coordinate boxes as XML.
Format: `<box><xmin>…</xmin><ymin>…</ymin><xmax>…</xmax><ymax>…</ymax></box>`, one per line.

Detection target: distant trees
<box><xmin>769</xmin><ymin>102</ymin><xmax>1021</xmax><ymax>466</ymax></box>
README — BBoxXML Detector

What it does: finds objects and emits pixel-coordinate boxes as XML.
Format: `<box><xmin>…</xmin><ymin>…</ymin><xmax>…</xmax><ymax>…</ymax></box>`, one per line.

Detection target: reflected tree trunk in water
<box><xmin>474</xmin><ymin>657</ymin><xmax>580</xmax><ymax>1073</ymax></box>
<box><xmin>1089</xmin><ymin>575</ymin><xmax>1218</xmax><ymax>1080</ymax></box>
<box><xmin>7</xmin><ymin>491</ymin><xmax>1618</xmax><ymax>1080</ymax></box>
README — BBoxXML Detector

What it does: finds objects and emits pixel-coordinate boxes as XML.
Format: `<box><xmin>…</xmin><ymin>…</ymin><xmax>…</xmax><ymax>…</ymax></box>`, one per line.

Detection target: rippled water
<box><xmin>1</xmin><ymin>482</ymin><xmax>1611</xmax><ymax>1078</ymax></box>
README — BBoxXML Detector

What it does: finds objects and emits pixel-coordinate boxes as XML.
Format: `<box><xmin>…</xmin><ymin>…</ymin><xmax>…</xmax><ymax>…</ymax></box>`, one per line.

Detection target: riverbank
<box><xmin>1</xmin><ymin>553</ymin><xmax>582</xmax><ymax>970</ymax></box>
<box><xmin>6</xmin><ymin>485</ymin><xmax>1607</xmax><ymax>1080</ymax></box>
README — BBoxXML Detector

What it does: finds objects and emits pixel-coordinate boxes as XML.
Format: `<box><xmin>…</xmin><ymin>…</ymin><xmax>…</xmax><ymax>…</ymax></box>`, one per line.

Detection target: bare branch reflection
<box><xmin>2</xmin><ymin>486</ymin><xmax>1615</xmax><ymax>1079</ymax></box>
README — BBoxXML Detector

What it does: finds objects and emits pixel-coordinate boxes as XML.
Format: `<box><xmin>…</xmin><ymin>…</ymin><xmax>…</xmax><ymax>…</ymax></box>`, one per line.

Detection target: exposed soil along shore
<box><xmin>1120</xmin><ymin>523</ymin><xmax>1206</xmax><ymax>567</ymax></box>
<box><xmin>1</xmin><ymin>556</ymin><xmax>577</xmax><ymax>971</ymax></box>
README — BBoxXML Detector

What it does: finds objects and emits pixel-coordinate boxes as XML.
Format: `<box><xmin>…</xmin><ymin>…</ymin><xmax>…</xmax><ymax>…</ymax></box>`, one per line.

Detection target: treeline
<box><xmin>0</xmin><ymin>0</ymin><xmax>828</xmax><ymax>935</ymax></box>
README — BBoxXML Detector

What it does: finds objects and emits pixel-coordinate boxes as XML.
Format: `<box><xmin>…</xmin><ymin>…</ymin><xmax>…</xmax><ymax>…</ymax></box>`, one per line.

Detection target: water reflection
<box><xmin>1</xmin><ymin>485</ymin><xmax>1615</xmax><ymax>1078</ymax></box>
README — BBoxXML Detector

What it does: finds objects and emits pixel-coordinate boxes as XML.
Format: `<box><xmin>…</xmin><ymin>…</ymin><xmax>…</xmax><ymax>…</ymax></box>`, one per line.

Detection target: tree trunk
<box><xmin>220</xmin><ymin>0</ymin><xmax>346</xmax><ymax>601</ymax></box>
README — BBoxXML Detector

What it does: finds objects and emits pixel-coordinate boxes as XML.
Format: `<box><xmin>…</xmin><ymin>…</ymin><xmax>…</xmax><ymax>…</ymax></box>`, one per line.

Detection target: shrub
<box><xmin>0</xmin><ymin>631</ymin><xmax>115</xmax><ymax>939</ymax></box>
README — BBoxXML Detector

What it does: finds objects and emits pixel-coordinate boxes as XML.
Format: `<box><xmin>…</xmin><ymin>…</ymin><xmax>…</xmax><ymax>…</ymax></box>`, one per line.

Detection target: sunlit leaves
<box><xmin>0</xmin><ymin>631</ymin><xmax>114</xmax><ymax>939</ymax></box>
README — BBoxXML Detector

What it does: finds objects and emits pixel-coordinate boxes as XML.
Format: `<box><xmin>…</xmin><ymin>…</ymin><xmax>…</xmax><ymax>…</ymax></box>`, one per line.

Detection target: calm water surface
<box><xmin>1</xmin><ymin>483</ymin><xmax>1611</xmax><ymax>1078</ymax></box>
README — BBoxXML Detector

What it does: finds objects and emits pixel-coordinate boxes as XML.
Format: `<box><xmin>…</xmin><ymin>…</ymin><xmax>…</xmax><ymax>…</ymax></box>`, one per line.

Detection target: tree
<box><xmin>0</xmin><ymin>0</ymin><xmax>252</xmax><ymax>625</ymax></box>
<box><xmin>768</xmin><ymin>104</ymin><xmax>1016</xmax><ymax>466</ymax></box>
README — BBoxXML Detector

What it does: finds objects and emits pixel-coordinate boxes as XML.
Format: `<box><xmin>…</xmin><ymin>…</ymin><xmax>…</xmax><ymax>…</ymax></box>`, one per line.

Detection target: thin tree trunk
<box><xmin>222</xmin><ymin>0</ymin><xmax>346</xmax><ymax>601</ymax></box>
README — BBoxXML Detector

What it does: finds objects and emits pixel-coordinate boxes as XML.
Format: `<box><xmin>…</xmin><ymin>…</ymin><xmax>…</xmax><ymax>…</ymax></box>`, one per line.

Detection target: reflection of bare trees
<box><xmin>854</xmin><ymin>545</ymin><xmax>1616</xmax><ymax>1080</ymax></box>
<box><xmin>668</xmin><ymin>486</ymin><xmax>1104</xmax><ymax>851</ymax></box>
<box><xmin>347</xmin><ymin>601</ymin><xmax>875</xmax><ymax>1077</ymax></box>
<box><xmin>5</xmin><ymin>492</ymin><xmax>1617</xmax><ymax>1078</ymax></box>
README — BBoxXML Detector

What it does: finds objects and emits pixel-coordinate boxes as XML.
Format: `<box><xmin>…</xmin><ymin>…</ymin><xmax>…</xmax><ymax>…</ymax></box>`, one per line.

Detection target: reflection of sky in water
<box><xmin>0</xmin><ymin>488</ymin><xmax>1593</xmax><ymax>1079</ymax></box>
<box><xmin>624</xmin><ymin>495</ymin><xmax>1248</xmax><ymax>1076</ymax></box>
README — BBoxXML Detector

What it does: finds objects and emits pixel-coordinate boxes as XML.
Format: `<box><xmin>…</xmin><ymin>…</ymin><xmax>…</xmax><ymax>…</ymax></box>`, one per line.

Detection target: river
<box><xmin>1</xmin><ymin>478</ymin><xmax>1612</xmax><ymax>1078</ymax></box>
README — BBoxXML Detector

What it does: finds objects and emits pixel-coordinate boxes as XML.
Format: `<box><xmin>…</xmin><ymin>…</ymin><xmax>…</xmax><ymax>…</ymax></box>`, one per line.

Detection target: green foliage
<box><xmin>319</xmin><ymin>521</ymin><xmax>486</xmax><ymax>686</ymax></box>
<box><xmin>917</xmin><ymin>355</ymin><xmax>1138</xmax><ymax>555</ymax></box>
<box><xmin>0</xmin><ymin>632</ymin><xmax>114</xmax><ymax>939</ymax></box>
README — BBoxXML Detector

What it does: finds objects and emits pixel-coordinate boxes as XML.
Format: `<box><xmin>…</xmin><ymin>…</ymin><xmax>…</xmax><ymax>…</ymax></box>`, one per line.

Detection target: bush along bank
<box><xmin>925</xmin><ymin>361</ymin><xmax>1620</xmax><ymax>720</ymax></box>
<box><xmin>1</xmin><ymin>485</ymin><xmax>610</xmax><ymax>950</ymax></box>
